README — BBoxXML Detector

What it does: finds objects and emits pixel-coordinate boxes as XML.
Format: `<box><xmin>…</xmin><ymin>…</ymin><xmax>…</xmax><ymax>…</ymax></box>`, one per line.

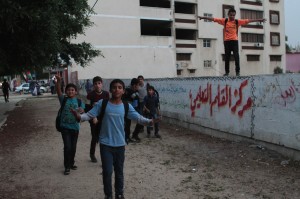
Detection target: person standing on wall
<box><xmin>198</xmin><ymin>8</ymin><xmax>266</xmax><ymax>76</ymax></box>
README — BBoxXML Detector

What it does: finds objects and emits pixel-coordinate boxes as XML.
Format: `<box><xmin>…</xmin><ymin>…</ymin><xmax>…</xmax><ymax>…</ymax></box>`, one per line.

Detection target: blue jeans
<box><xmin>61</xmin><ymin>128</ymin><xmax>79</xmax><ymax>169</ymax></box>
<box><xmin>100</xmin><ymin>144</ymin><xmax>125</xmax><ymax>197</ymax></box>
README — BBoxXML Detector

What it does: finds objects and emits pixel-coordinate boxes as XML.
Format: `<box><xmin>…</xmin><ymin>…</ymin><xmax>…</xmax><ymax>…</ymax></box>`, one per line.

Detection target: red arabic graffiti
<box><xmin>189</xmin><ymin>80</ymin><xmax>252</xmax><ymax>117</ymax></box>
<box><xmin>274</xmin><ymin>79</ymin><xmax>300</xmax><ymax>106</ymax></box>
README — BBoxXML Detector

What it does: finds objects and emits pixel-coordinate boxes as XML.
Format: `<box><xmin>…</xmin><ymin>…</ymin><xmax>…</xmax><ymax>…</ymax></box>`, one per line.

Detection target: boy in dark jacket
<box><xmin>86</xmin><ymin>76</ymin><xmax>109</xmax><ymax>162</ymax></box>
<box><xmin>143</xmin><ymin>85</ymin><xmax>161</xmax><ymax>138</ymax></box>
<box><xmin>122</xmin><ymin>78</ymin><xmax>140</xmax><ymax>142</ymax></box>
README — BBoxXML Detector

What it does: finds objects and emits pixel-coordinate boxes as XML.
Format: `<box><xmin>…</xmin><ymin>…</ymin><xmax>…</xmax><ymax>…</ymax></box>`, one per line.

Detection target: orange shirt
<box><xmin>213</xmin><ymin>18</ymin><xmax>250</xmax><ymax>41</ymax></box>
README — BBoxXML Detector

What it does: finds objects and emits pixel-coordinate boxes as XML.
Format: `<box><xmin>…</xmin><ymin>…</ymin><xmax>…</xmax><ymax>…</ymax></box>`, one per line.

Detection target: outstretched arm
<box><xmin>248</xmin><ymin>18</ymin><xmax>267</xmax><ymax>23</ymax></box>
<box><xmin>198</xmin><ymin>16</ymin><xmax>214</xmax><ymax>21</ymax></box>
<box><xmin>55</xmin><ymin>75</ymin><xmax>63</xmax><ymax>98</ymax></box>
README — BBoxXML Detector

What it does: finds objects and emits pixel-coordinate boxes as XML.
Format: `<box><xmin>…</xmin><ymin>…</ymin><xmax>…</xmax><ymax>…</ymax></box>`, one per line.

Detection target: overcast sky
<box><xmin>285</xmin><ymin>0</ymin><xmax>300</xmax><ymax>46</ymax></box>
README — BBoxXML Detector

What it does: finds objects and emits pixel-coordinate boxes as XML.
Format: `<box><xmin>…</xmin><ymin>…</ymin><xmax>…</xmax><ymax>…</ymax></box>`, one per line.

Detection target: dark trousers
<box><xmin>90</xmin><ymin>124</ymin><xmax>98</xmax><ymax>155</ymax></box>
<box><xmin>61</xmin><ymin>129</ymin><xmax>79</xmax><ymax>169</ymax></box>
<box><xmin>132</xmin><ymin>123</ymin><xmax>143</xmax><ymax>137</ymax></box>
<box><xmin>146</xmin><ymin>113</ymin><xmax>159</xmax><ymax>134</ymax></box>
<box><xmin>3</xmin><ymin>91</ymin><xmax>9</xmax><ymax>102</ymax></box>
<box><xmin>100</xmin><ymin>144</ymin><xmax>125</xmax><ymax>197</ymax></box>
<box><xmin>50</xmin><ymin>86</ymin><xmax>55</xmax><ymax>94</ymax></box>
<box><xmin>224</xmin><ymin>40</ymin><xmax>240</xmax><ymax>74</ymax></box>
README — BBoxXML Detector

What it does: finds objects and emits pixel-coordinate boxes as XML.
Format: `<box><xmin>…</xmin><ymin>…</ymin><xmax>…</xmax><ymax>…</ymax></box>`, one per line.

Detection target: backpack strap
<box><xmin>97</xmin><ymin>99</ymin><xmax>108</xmax><ymax>125</ymax></box>
<box><xmin>59</xmin><ymin>97</ymin><xmax>68</xmax><ymax>114</ymax></box>
<box><xmin>77</xmin><ymin>98</ymin><xmax>82</xmax><ymax>108</ymax></box>
<box><xmin>123</xmin><ymin>100</ymin><xmax>129</xmax><ymax>119</ymax></box>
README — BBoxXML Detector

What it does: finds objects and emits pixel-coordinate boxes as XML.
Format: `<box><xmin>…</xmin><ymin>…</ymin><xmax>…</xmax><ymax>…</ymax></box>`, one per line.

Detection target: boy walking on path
<box><xmin>198</xmin><ymin>8</ymin><xmax>266</xmax><ymax>76</ymax></box>
<box><xmin>144</xmin><ymin>85</ymin><xmax>161</xmax><ymax>138</ymax></box>
<box><xmin>86</xmin><ymin>76</ymin><xmax>109</xmax><ymax>163</ymax></box>
<box><xmin>55</xmin><ymin>76</ymin><xmax>85</xmax><ymax>175</ymax></box>
<box><xmin>72</xmin><ymin>79</ymin><xmax>157</xmax><ymax>199</ymax></box>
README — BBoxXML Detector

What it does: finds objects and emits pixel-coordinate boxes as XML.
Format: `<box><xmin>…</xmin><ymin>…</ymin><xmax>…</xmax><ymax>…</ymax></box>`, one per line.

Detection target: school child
<box><xmin>86</xmin><ymin>76</ymin><xmax>109</xmax><ymax>163</ymax></box>
<box><xmin>72</xmin><ymin>79</ymin><xmax>157</xmax><ymax>199</ymax></box>
<box><xmin>143</xmin><ymin>85</ymin><xmax>161</xmax><ymax>138</ymax></box>
<box><xmin>122</xmin><ymin>78</ymin><xmax>140</xmax><ymax>142</ymax></box>
<box><xmin>198</xmin><ymin>8</ymin><xmax>266</xmax><ymax>76</ymax></box>
<box><xmin>55</xmin><ymin>75</ymin><xmax>85</xmax><ymax>175</ymax></box>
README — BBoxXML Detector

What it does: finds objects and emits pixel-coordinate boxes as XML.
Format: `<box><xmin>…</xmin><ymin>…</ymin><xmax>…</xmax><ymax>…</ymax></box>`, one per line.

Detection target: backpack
<box><xmin>224</xmin><ymin>18</ymin><xmax>238</xmax><ymax>40</ymax></box>
<box><xmin>95</xmin><ymin>99</ymin><xmax>129</xmax><ymax>141</ymax></box>
<box><xmin>56</xmin><ymin>97</ymin><xmax>82</xmax><ymax>132</ymax></box>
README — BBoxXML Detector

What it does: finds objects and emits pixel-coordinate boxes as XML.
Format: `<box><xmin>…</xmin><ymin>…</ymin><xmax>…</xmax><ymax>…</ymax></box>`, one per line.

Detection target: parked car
<box><xmin>15</xmin><ymin>83</ymin><xmax>48</xmax><ymax>93</ymax></box>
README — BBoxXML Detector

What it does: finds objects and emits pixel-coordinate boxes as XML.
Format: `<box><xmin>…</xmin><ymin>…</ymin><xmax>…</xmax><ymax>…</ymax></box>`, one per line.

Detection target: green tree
<box><xmin>0</xmin><ymin>0</ymin><xmax>100</xmax><ymax>75</ymax></box>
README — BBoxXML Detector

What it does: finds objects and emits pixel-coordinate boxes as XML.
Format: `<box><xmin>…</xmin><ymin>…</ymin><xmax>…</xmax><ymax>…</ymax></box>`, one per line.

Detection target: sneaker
<box><xmin>70</xmin><ymin>165</ymin><xmax>78</xmax><ymax>170</ymax></box>
<box><xmin>115</xmin><ymin>195</ymin><xmax>125</xmax><ymax>199</ymax></box>
<box><xmin>132</xmin><ymin>135</ymin><xmax>141</xmax><ymax>142</ymax></box>
<box><xmin>64</xmin><ymin>168</ymin><xmax>70</xmax><ymax>175</ymax></box>
<box><xmin>90</xmin><ymin>154</ymin><xmax>97</xmax><ymax>163</ymax></box>
<box><xmin>155</xmin><ymin>134</ymin><xmax>161</xmax><ymax>139</ymax></box>
<box><xmin>126</xmin><ymin>138</ymin><xmax>136</xmax><ymax>143</ymax></box>
<box><xmin>104</xmin><ymin>195</ymin><xmax>112</xmax><ymax>199</ymax></box>
<box><xmin>223</xmin><ymin>73</ymin><xmax>229</xmax><ymax>76</ymax></box>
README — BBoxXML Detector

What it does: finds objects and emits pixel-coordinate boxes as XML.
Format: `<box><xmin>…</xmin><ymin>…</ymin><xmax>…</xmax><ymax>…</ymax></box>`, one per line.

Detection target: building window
<box><xmin>176</xmin><ymin>29</ymin><xmax>197</xmax><ymax>40</ymax></box>
<box><xmin>203</xmin><ymin>39</ymin><xmax>211</xmax><ymax>47</ymax></box>
<box><xmin>204</xmin><ymin>60</ymin><xmax>212</xmax><ymax>68</ymax></box>
<box><xmin>270</xmin><ymin>32</ymin><xmax>280</xmax><ymax>46</ymax></box>
<box><xmin>140</xmin><ymin>19</ymin><xmax>172</xmax><ymax>36</ymax></box>
<box><xmin>240</xmin><ymin>0</ymin><xmax>263</xmax><ymax>6</ymax></box>
<box><xmin>177</xmin><ymin>53</ymin><xmax>191</xmax><ymax>61</ymax></box>
<box><xmin>241</xmin><ymin>33</ymin><xmax>264</xmax><ymax>43</ymax></box>
<box><xmin>177</xmin><ymin>70</ymin><xmax>182</xmax><ymax>75</ymax></box>
<box><xmin>222</xmin><ymin>5</ymin><xmax>234</xmax><ymax>18</ymax></box>
<box><xmin>140</xmin><ymin>0</ymin><xmax>171</xmax><ymax>8</ymax></box>
<box><xmin>247</xmin><ymin>55</ymin><xmax>260</xmax><ymax>61</ymax></box>
<box><xmin>188</xmin><ymin>69</ymin><xmax>196</xmax><ymax>73</ymax></box>
<box><xmin>270</xmin><ymin>55</ymin><xmax>281</xmax><ymax>61</ymax></box>
<box><xmin>241</xmin><ymin>9</ymin><xmax>263</xmax><ymax>19</ymax></box>
<box><xmin>203</xmin><ymin>13</ymin><xmax>213</xmax><ymax>22</ymax></box>
<box><xmin>270</xmin><ymin>11</ymin><xmax>280</xmax><ymax>24</ymax></box>
<box><xmin>175</xmin><ymin>2</ymin><xmax>196</xmax><ymax>14</ymax></box>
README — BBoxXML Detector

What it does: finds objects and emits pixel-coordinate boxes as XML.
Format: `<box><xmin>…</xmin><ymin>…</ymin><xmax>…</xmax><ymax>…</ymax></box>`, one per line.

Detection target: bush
<box><xmin>274</xmin><ymin>66</ymin><xmax>283</xmax><ymax>74</ymax></box>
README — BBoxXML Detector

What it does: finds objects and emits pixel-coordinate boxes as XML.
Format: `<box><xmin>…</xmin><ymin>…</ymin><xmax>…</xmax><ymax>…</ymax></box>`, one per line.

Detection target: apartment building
<box><xmin>72</xmin><ymin>0</ymin><xmax>285</xmax><ymax>79</ymax></box>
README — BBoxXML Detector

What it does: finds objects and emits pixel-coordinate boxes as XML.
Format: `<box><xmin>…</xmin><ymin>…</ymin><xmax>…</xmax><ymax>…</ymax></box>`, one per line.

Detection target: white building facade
<box><xmin>72</xmin><ymin>0</ymin><xmax>285</xmax><ymax>79</ymax></box>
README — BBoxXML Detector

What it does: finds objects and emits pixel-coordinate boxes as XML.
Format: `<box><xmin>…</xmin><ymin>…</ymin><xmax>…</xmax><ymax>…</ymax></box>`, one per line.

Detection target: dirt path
<box><xmin>0</xmin><ymin>96</ymin><xmax>299</xmax><ymax>199</ymax></box>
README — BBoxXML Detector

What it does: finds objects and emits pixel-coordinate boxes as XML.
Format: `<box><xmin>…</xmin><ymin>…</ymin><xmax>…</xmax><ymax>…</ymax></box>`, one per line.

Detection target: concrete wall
<box><xmin>77</xmin><ymin>74</ymin><xmax>300</xmax><ymax>159</ymax></box>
